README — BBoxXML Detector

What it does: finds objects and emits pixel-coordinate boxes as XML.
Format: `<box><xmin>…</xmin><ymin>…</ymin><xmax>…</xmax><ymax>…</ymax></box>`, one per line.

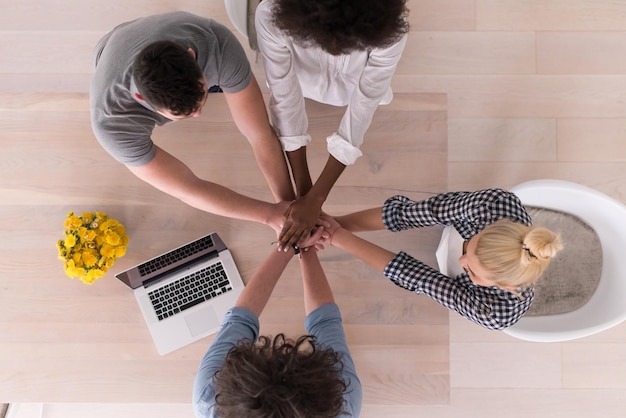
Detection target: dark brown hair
<box><xmin>271</xmin><ymin>0</ymin><xmax>409</xmax><ymax>55</ymax></box>
<box><xmin>212</xmin><ymin>334</ymin><xmax>349</xmax><ymax>418</ymax></box>
<box><xmin>132</xmin><ymin>41</ymin><xmax>205</xmax><ymax>116</ymax></box>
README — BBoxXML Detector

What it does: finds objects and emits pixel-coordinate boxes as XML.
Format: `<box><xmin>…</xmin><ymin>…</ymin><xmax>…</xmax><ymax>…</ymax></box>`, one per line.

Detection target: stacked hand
<box><xmin>273</xmin><ymin>203</ymin><xmax>343</xmax><ymax>252</ymax></box>
<box><xmin>275</xmin><ymin>195</ymin><xmax>323</xmax><ymax>252</ymax></box>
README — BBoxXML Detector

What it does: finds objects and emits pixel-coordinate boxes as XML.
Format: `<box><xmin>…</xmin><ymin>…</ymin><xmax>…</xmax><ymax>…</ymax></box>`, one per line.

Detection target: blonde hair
<box><xmin>475</xmin><ymin>219</ymin><xmax>563</xmax><ymax>290</ymax></box>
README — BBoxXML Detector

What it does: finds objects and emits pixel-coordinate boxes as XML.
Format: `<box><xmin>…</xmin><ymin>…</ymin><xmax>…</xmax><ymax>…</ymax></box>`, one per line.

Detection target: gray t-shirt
<box><xmin>90</xmin><ymin>12</ymin><xmax>252</xmax><ymax>166</ymax></box>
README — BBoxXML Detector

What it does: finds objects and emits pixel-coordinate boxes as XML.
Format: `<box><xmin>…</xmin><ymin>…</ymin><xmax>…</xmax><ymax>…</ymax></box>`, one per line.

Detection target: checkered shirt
<box><xmin>382</xmin><ymin>189</ymin><xmax>534</xmax><ymax>330</ymax></box>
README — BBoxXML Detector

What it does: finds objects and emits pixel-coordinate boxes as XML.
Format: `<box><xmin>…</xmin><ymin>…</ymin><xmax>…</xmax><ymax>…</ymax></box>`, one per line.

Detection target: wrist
<box><xmin>329</xmin><ymin>226</ymin><xmax>344</xmax><ymax>246</ymax></box>
<box><xmin>265</xmin><ymin>202</ymin><xmax>287</xmax><ymax>230</ymax></box>
<box><xmin>303</xmin><ymin>189</ymin><xmax>326</xmax><ymax>206</ymax></box>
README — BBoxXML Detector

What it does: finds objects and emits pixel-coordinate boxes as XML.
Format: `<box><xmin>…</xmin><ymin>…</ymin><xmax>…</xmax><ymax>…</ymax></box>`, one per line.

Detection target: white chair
<box><xmin>224</xmin><ymin>0</ymin><xmax>249</xmax><ymax>39</ymax></box>
<box><xmin>224</xmin><ymin>0</ymin><xmax>260</xmax><ymax>55</ymax></box>
<box><xmin>436</xmin><ymin>179</ymin><xmax>626</xmax><ymax>342</ymax></box>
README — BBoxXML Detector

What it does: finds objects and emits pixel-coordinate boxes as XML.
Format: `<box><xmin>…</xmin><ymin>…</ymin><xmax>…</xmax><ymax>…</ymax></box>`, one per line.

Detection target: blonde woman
<box><xmin>320</xmin><ymin>189</ymin><xmax>562</xmax><ymax>330</ymax></box>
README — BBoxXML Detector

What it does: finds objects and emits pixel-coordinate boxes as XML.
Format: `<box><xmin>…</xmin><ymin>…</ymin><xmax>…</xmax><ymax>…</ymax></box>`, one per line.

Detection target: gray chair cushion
<box><xmin>524</xmin><ymin>206</ymin><xmax>602</xmax><ymax>316</ymax></box>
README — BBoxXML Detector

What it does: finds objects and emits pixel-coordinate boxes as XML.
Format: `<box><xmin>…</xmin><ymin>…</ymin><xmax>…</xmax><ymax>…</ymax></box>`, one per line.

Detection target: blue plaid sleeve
<box><xmin>382</xmin><ymin>189</ymin><xmax>532</xmax><ymax>239</ymax></box>
<box><xmin>384</xmin><ymin>252</ymin><xmax>534</xmax><ymax>330</ymax></box>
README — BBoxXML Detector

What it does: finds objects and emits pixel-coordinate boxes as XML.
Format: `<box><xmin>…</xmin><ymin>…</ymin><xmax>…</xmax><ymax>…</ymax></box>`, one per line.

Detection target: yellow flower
<box><xmin>82</xmin><ymin>251</ymin><xmax>98</xmax><ymax>268</ymax></box>
<box><xmin>64</xmin><ymin>234</ymin><xmax>77</xmax><ymax>249</ymax></box>
<box><xmin>114</xmin><ymin>246</ymin><xmax>127</xmax><ymax>258</ymax></box>
<box><xmin>64</xmin><ymin>259</ymin><xmax>85</xmax><ymax>279</ymax></box>
<box><xmin>82</xmin><ymin>268</ymin><xmax>105</xmax><ymax>284</ymax></box>
<box><xmin>105</xmin><ymin>230</ymin><xmax>121</xmax><ymax>246</ymax></box>
<box><xmin>100</xmin><ymin>244</ymin><xmax>114</xmax><ymax>259</ymax></box>
<box><xmin>58</xmin><ymin>211</ymin><xmax>129</xmax><ymax>285</ymax></box>
<box><xmin>78</xmin><ymin>227</ymin><xmax>97</xmax><ymax>243</ymax></box>
<box><xmin>64</xmin><ymin>213</ymin><xmax>83</xmax><ymax>231</ymax></box>
<box><xmin>81</xmin><ymin>212</ymin><xmax>94</xmax><ymax>224</ymax></box>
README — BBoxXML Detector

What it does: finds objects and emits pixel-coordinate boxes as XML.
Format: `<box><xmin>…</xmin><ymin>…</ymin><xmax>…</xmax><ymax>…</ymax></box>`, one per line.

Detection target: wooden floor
<box><xmin>2</xmin><ymin>0</ymin><xmax>626</xmax><ymax>417</ymax></box>
<box><xmin>0</xmin><ymin>92</ymin><xmax>450</xmax><ymax>413</ymax></box>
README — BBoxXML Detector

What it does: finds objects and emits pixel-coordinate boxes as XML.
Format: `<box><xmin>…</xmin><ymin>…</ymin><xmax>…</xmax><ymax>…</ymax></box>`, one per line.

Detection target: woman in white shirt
<box><xmin>256</xmin><ymin>0</ymin><xmax>409</xmax><ymax>252</ymax></box>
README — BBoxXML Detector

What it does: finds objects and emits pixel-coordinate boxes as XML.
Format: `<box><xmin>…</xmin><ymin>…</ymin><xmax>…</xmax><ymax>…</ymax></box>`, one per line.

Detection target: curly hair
<box><xmin>271</xmin><ymin>0</ymin><xmax>409</xmax><ymax>55</ymax></box>
<box><xmin>132</xmin><ymin>41</ymin><xmax>206</xmax><ymax>116</ymax></box>
<box><xmin>212</xmin><ymin>334</ymin><xmax>349</xmax><ymax>418</ymax></box>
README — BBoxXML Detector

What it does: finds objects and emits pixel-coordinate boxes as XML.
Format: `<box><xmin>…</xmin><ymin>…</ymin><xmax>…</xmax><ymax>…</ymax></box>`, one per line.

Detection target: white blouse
<box><xmin>255</xmin><ymin>0</ymin><xmax>408</xmax><ymax>165</ymax></box>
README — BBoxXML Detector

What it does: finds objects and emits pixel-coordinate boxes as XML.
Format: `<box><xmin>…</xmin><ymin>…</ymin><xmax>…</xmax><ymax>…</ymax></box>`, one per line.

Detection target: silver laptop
<box><xmin>115</xmin><ymin>232</ymin><xmax>245</xmax><ymax>355</ymax></box>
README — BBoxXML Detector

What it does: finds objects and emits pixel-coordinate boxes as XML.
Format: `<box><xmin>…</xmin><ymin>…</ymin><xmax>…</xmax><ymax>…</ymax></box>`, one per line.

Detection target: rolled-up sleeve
<box><xmin>331</xmin><ymin>34</ymin><xmax>407</xmax><ymax>165</ymax></box>
<box><xmin>382</xmin><ymin>189</ymin><xmax>532</xmax><ymax>238</ymax></box>
<box><xmin>255</xmin><ymin>2</ymin><xmax>310</xmax><ymax>151</ymax></box>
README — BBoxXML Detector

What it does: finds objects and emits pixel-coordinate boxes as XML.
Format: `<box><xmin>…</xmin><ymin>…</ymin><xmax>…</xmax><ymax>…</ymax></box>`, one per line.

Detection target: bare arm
<box><xmin>234</xmin><ymin>226</ymin><xmax>325</xmax><ymax>316</ymax></box>
<box><xmin>223</xmin><ymin>75</ymin><xmax>295</xmax><ymax>203</ymax></box>
<box><xmin>321</xmin><ymin>214</ymin><xmax>395</xmax><ymax>272</ymax></box>
<box><xmin>285</xmin><ymin>147</ymin><xmax>313</xmax><ymax>197</ymax></box>
<box><xmin>299</xmin><ymin>249</ymin><xmax>335</xmax><ymax>315</ymax></box>
<box><xmin>278</xmin><ymin>155</ymin><xmax>346</xmax><ymax>251</ymax></box>
<box><xmin>127</xmin><ymin>146</ymin><xmax>287</xmax><ymax>230</ymax></box>
<box><xmin>234</xmin><ymin>249</ymin><xmax>294</xmax><ymax>317</ymax></box>
<box><xmin>335</xmin><ymin>207</ymin><xmax>385</xmax><ymax>232</ymax></box>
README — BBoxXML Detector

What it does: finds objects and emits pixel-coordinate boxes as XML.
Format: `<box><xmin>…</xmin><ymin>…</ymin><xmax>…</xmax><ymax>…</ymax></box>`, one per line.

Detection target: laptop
<box><xmin>115</xmin><ymin>232</ymin><xmax>245</xmax><ymax>355</ymax></box>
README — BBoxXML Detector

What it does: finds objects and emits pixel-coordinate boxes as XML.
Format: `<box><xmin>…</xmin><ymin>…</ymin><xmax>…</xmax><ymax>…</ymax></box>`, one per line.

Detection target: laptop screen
<box><xmin>115</xmin><ymin>233</ymin><xmax>226</xmax><ymax>289</ymax></box>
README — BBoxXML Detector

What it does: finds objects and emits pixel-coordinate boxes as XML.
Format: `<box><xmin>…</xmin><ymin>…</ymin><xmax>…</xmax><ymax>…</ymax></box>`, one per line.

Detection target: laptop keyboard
<box><xmin>138</xmin><ymin>235</ymin><xmax>215</xmax><ymax>277</ymax></box>
<box><xmin>148</xmin><ymin>261</ymin><xmax>232</xmax><ymax>321</ymax></box>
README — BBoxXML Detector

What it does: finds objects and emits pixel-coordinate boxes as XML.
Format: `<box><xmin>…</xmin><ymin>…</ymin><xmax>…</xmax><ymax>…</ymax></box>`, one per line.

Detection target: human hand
<box><xmin>268</xmin><ymin>201</ymin><xmax>293</xmax><ymax>235</ymax></box>
<box><xmin>277</xmin><ymin>195</ymin><xmax>322</xmax><ymax>251</ymax></box>
<box><xmin>319</xmin><ymin>213</ymin><xmax>342</xmax><ymax>246</ymax></box>
<box><xmin>299</xmin><ymin>225</ymin><xmax>326</xmax><ymax>250</ymax></box>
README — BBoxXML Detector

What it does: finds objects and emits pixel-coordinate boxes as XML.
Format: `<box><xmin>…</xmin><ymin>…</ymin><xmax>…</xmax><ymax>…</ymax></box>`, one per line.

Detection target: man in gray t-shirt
<box><xmin>90</xmin><ymin>12</ymin><xmax>293</xmax><ymax>228</ymax></box>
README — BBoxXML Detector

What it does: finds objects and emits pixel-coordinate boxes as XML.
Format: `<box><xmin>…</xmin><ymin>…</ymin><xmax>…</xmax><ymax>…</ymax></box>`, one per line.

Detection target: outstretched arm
<box><xmin>322</xmin><ymin>213</ymin><xmax>530</xmax><ymax>330</ymax></box>
<box><xmin>278</xmin><ymin>155</ymin><xmax>345</xmax><ymax>251</ymax></box>
<box><xmin>321</xmin><ymin>213</ymin><xmax>395</xmax><ymax>272</ymax></box>
<box><xmin>224</xmin><ymin>75</ymin><xmax>295</xmax><ymax>203</ymax></box>
<box><xmin>234</xmin><ymin>249</ymin><xmax>294</xmax><ymax>317</ymax></box>
<box><xmin>299</xmin><ymin>247</ymin><xmax>335</xmax><ymax>315</ymax></box>
<box><xmin>334</xmin><ymin>207</ymin><xmax>385</xmax><ymax>232</ymax></box>
<box><xmin>235</xmin><ymin>226</ymin><xmax>325</xmax><ymax>316</ymax></box>
<box><xmin>274</xmin><ymin>33</ymin><xmax>409</xmax><ymax>249</ymax></box>
<box><xmin>127</xmin><ymin>146</ymin><xmax>288</xmax><ymax>231</ymax></box>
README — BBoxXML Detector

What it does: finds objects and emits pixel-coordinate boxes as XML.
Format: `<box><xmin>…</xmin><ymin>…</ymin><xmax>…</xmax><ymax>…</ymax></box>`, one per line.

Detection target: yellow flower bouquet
<box><xmin>57</xmin><ymin>211</ymin><xmax>129</xmax><ymax>284</ymax></box>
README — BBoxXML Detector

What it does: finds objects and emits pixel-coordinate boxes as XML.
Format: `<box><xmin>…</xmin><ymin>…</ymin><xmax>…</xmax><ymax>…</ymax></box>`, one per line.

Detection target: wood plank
<box><xmin>448</xmin><ymin>118</ymin><xmax>557</xmax><ymax>162</ymax></box>
<box><xmin>407</xmin><ymin>0</ymin><xmax>476</xmax><ymax>31</ymax></box>
<box><xmin>450</xmin><ymin>342</ymin><xmax>562</xmax><ymax>388</ymax></box>
<box><xmin>557</xmin><ymin>119</ymin><xmax>626</xmax><ymax>162</ymax></box>
<box><xmin>399</xmin><ymin>32</ymin><xmax>536</xmax><ymax>75</ymax></box>
<box><xmin>0</xmin><ymin>92</ymin><xmax>449</xmax><ymax>404</ymax></box>
<box><xmin>0</xmin><ymin>1</ymin><xmax>228</xmax><ymax>31</ymax></box>
<box><xmin>0</xmin><ymin>31</ymin><xmax>103</xmax><ymax>74</ymax></box>
<box><xmin>391</xmin><ymin>75</ymin><xmax>626</xmax><ymax>118</ymax></box>
<box><xmin>448</xmin><ymin>162</ymin><xmax>626</xmax><ymax>203</ymax></box>
<box><xmin>477</xmin><ymin>0</ymin><xmax>626</xmax><ymax>31</ymax></box>
<box><xmin>562</xmin><ymin>344</ymin><xmax>626</xmax><ymax>389</ymax></box>
<box><xmin>537</xmin><ymin>32</ymin><xmax>626</xmax><ymax>74</ymax></box>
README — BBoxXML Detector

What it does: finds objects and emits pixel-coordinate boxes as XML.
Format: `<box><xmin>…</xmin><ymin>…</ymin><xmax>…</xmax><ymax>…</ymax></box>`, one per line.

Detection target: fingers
<box><xmin>278</xmin><ymin>223</ymin><xmax>327</xmax><ymax>252</ymax></box>
<box><xmin>277</xmin><ymin>223</ymin><xmax>309</xmax><ymax>252</ymax></box>
<box><xmin>275</xmin><ymin>207</ymin><xmax>337</xmax><ymax>252</ymax></box>
<box><xmin>316</xmin><ymin>213</ymin><xmax>331</xmax><ymax>229</ymax></box>
<box><xmin>307</xmin><ymin>225</ymin><xmax>325</xmax><ymax>245</ymax></box>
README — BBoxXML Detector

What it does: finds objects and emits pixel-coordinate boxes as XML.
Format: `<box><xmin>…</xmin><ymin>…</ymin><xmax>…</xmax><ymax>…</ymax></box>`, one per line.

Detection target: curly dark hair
<box><xmin>212</xmin><ymin>334</ymin><xmax>349</xmax><ymax>418</ymax></box>
<box><xmin>271</xmin><ymin>0</ymin><xmax>409</xmax><ymax>55</ymax></box>
<box><xmin>132</xmin><ymin>41</ymin><xmax>206</xmax><ymax>116</ymax></box>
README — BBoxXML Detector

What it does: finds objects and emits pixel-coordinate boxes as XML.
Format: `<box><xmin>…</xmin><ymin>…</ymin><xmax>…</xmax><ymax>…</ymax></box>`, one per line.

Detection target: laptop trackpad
<box><xmin>185</xmin><ymin>307</ymin><xmax>219</xmax><ymax>337</ymax></box>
